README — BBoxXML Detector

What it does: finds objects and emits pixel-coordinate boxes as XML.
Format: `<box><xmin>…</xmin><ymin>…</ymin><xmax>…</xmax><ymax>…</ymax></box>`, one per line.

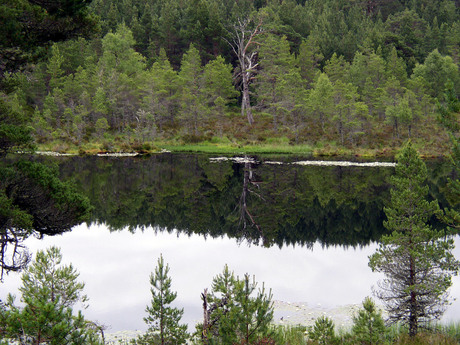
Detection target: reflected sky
<box><xmin>1</xmin><ymin>223</ymin><xmax>459</xmax><ymax>332</ymax></box>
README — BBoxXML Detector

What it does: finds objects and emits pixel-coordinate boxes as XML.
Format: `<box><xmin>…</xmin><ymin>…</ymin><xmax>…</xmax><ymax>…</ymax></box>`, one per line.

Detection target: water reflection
<box><xmin>2</xmin><ymin>223</ymin><xmax>459</xmax><ymax>332</ymax></box>
<box><xmin>1</xmin><ymin>154</ymin><xmax>457</xmax><ymax>332</ymax></box>
<box><xmin>50</xmin><ymin>153</ymin><xmax>407</xmax><ymax>247</ymax></box>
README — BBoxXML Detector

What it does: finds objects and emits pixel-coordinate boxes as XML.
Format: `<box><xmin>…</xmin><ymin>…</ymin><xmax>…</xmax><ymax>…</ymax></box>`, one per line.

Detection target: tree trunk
<box><xmin>202</xmin><ymin>289</ymin><xmax>209</xmax><ymax>345</ymax></box>
<box><xmin>241</xmin><ymin>70</ymin><xmax>254</xmax><ymax>126</ymax></box>
<box><xmin>226</xmin><ymin>17</ymin><xmax>262</xmax><ymax>126</ymax></box>
<box><xmin>409</xmin><ymin>255</ymin><xmax>417</xmax><ymax>337</ymax></box>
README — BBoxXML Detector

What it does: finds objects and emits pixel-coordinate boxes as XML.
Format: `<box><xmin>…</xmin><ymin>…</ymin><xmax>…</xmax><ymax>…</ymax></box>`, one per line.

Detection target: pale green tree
<box><xmin>351</xmin><ymin>297</ymin><xmax>387</xmax><ymax>345</ymax></box>
<box><xmin>137</xmin><ymin>254</ymin><xmax>188</xmax><ymax>345</ymax></box>
<box><xmin>47</xmin><ymin>43</ymin><xmax>66</xmax><ymax>91</ymax></box>
<box><xmin>0</xmin><ymin>246</ymin><xmax>101</xmax><ymax>344</ymax></box>
<box><xmin>296</xmin><ymin>35</ymin><xmax>323</xmax><ymax>88</ymax></box>
<box><xmin>308</xmin><ymin>316</ymin><xmax>336</xmax><ymax>345</ymax></box>
<box><xmin>200</xmin><ymin>265</ymin><xmax>274</xmax><ymax>344</ymax></box>
<box><xmin>308</xmin><ymin>72</ymin><xmax>334</xmax><ymax>132</ymax></box>
<box><xmin>202</xmin><ymin>55</ymin><xmax>238</xmax><ymax>136</ymax></box>
<box><xmin>255</xmin><ymin>34</ymin><xmax>300</xmax><ymax>132</ymax></box>
<box><xmin>142</xmin><ymin>49</ymin><xmax>179</xmax><ymax>134</ymax></box>
<box><xmin>412</xmin><ymin>49</ymin><xmax>460</xmax><ymax>99</ymax></box>
<box><xmin>178</xmin><ymin>44</ymin><xmax>206</xmax><ymax>136</ymax></box>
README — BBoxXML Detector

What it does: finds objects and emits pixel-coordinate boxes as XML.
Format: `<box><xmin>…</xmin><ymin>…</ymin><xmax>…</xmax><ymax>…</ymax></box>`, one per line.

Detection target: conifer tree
<box><xmin>308</xmin><ymin>316</ymin><xmax>336</xmax><ymax>345</ymax></box>
<box><xmin>178</xmin><ymin>44</ymin><xmax>205</xmax><ymax>135</ymax></box>
<box><xmin>369</xmin><ymin>142</ymin><xmax>459</xmax><ymax>337</ymax></box>
<box><xmin>200</xmin><ymin>265</ymin><xmax>273</xmax><ymax>344</ymax></box>
<box><xmin>0</xmin><ymin>246</ymin><xmax>100</xmax><ymax>344</ymax></box>
<box><xmin>437</xmin><ymin>83</ymin><xmax>460</xmax><ymax>231</ymax></box>
<box><xmin>351</xmin><ymin>297</ymin><xmax>387</xmax><ymax>345</ymax></box>
<box><xmin>137</xmin><ymin>254</ymin><xmax>188</xmax><ymax>345</ymax></box>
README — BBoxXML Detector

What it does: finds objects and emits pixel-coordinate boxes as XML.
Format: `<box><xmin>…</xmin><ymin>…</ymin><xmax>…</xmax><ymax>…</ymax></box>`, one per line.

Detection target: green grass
<box><xmin>264</xmin><ymin>322</ymin><xmax>460</xmax><ymax>345</ymax></box>
<box><xmin>34</xmin><ymin>135</ymin><xmax>451</xmax><ymax>159</ymax></box>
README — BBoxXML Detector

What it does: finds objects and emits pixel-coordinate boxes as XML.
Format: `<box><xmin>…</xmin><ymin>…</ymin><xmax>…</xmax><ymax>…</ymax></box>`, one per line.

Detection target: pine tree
<box><xmin>178</xmin><ymin>44</ymin><xmax>205</xmax><ymax>136</ymax></box>
<box><xmin>308</xmin><ymin>316</ymin><xmax>336</xmax><ymax>345</ymax></box>
<box><xmin>369</xmin><ymin>142</ymin><xmax>459</xmax><ymax>337</ymax></box>
<box><xmin>351</xmin><ymin>297</ymin><xmax>387</xmax><ymax>345</ymax></box>
<box><xmin>137</xmin><ymin>254</ymin><xmax>188</xmax><ymax>345</ymax></box>
<box><xmin>200</xmin><ymin>265</ymin><xmax>273</xmax><ymax>344</ymax></box>
<box><xmin>436</xmin><ymin>83</ymin><xmax>460</xmax><ymax>231</ymax></box>
<box><xmin>0</xmin><ymin>246</ymin><xmax>101</xmax><ymax>344</ymax></box>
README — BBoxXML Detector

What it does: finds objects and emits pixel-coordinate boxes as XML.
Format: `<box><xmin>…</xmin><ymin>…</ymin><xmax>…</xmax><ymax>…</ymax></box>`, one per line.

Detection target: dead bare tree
<box><xmin>225</xmin><ymin>17</ymin><xmax>263</xmax><ymax>126</ymax></box>
<box><xmin>236</xmin><ymin>160</ymin><xmax>268</xmax><ymax>245</ymax></box>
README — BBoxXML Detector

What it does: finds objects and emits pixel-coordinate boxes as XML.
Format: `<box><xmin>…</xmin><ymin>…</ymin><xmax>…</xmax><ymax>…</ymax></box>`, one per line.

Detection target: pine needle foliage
<box><xmin>369</xmin><ymin>142</ymin><xmax>460</xmax><ymax>337</ymax></box>
<box><xmin>137</xmin><ymin>254</ymin><xmax>188</xmax><ymax>345</ymax></box>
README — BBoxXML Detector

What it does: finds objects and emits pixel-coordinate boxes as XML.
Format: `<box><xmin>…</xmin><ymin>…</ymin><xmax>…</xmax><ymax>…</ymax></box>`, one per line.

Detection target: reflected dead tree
<box><xmin>0</xmin><ymin>228</ymin><xmax>31</xmax><ymax>282</ymax></box>
<box><xmin>236</xmin><ymin>160</ymin><xmax>267</xmax><ymax>245</ymax></box>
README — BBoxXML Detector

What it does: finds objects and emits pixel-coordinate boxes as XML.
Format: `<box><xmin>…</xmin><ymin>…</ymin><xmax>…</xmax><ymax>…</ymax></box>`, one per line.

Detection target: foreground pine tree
<box><xmin>351</xmin><ymin>297</ymin><xmax>386</xmax><ymax>344</ymax></box>
<box><xmin>0</xmin><ymin>246</ymin><xmax>101</xmax><ymax>344</ymax></box>
<box><xmin>199</xmin><ymin>265</ymin><xmax>274</xmax><ymax>344</ymax></box>
<box><xmin>369</xmin><ymin>142</ymin><xmax>459</xmax><ymax>337</ymax></box>
<box><xmin>137</xmin><ymin>255</ymin><xmax>188</xmax><ymax>345</ymax></box>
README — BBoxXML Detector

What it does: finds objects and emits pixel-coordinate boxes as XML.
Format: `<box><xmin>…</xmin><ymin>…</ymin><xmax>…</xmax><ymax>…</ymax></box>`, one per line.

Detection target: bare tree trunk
<box><xmin>409</xmin><ymin>256</ymin><xmax>417</xmax><ymax>337</ymax></box>
<box><xmin>225</xmin><ymin>17</ymin><xmax>263</xmax><ymax>126</ymax></box>
<box><xmin>201</xmin><ymin>289</ymin><xmax>209</xmax><ymax>345</ymax></box>
<box><xmin>241</xmin><ymin>70</ymin><xmax>254</xmax><ymax>125</ymax></box>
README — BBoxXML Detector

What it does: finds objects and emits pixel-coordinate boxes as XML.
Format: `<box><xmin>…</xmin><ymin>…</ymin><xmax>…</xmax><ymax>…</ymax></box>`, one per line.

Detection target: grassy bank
<box><xmin>35</xmin><ymin>135</ymin><xmax>450</xmax><ymax>159</ymax></box>
<box><xmin>269</xmin><ymin>322</ymin><xmax>460</xmax><ymax>345</ymax></box>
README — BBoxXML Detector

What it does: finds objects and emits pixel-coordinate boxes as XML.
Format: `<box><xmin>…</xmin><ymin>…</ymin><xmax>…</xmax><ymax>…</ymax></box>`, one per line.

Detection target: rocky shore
<box><xmin>102</xmin><ymin>301</ymin><xmax>375</xmax><ymax>344</ymax></box>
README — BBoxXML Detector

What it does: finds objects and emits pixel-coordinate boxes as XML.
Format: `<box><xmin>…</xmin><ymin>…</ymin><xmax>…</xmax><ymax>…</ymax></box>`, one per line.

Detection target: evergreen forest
<box><xmin>1</xmin><ymin>0</ymin><xmax>460</xmax><ymax>155</ymax></box>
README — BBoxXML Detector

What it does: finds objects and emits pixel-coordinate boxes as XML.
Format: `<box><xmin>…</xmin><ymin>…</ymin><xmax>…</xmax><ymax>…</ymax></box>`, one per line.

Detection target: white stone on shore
<box><xmin>209</xmin><ymin>156</ymin><xmax>396</xmax><ymax>168</ymax></box>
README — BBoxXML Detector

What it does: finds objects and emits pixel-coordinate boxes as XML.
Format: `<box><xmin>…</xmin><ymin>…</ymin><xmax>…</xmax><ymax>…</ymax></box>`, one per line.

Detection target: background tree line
<box><xmin>2</xmin><ymin>0</ymin><xmax>459</xmax><ymax>153</ymax></box>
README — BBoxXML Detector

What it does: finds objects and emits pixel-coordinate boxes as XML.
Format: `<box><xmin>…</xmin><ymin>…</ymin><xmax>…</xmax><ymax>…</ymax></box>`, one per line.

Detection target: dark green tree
<box><xmin>137</xmin><ymin>254</ymin><xmax>188</xmax><ymax>345</ymax></box>
<box><xmin>0</xmin><ymin>246</ymin><xmax>101</xmax><ymax>344</ymax></box>
<box><xmin>0</xmin><ymin>0</ymin><xmax>97</xmax><ymax>78</ymax></box>
<box><xmin>369</xmin><ymin>142</ymin><xmax>459</xmax><ymax>337</ymax></box>
<box><xmin>437</xmin><ymin>83</ymin><xmax>460</xmax><ymax>231</ymax></box>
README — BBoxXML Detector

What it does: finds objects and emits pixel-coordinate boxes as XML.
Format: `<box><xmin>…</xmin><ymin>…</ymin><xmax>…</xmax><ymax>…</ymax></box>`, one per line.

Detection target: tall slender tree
<box><xmin>138</xmin><ymin>254</ymin><xmax>188</xmax><ymax>345</ymax></box>
<box><xmin>369</xmin><ymin>142</ymin><xmax>459</xmax><ymax>337</ymax></box>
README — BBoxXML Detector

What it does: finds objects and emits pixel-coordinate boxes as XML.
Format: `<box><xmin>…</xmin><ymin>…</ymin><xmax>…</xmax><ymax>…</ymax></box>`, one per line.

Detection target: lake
<box><xmin>1</xmin><ymin>153</ymin><xmax>458</xmax><ymax>333</ymax></box>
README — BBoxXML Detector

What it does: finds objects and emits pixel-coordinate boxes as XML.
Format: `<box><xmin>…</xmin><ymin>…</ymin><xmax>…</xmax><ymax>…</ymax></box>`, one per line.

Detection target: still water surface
<box><xmin>1</xmin><ymin>154</ymin><xmax>459</xmax><ymax>332</ymax></box>
<box><xmin>2</xmin><ymin>224</ymin><xmax>459</xmax><ymax>332</ymax></box>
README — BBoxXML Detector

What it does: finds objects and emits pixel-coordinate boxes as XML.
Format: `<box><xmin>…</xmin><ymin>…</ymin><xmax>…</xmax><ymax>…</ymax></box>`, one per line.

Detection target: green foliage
<box><xmin>136</xmin><ymin>254</ymin><xmax>188</xmax><ymax>345</ymax></box>
<box><xmin>412</xmin><ymin>49</ymin><xmax>460</xmax><ymax>99</ymax></box>
<box><xmin>436</xmin><ymin>83</ymin><xmax>460</xmax><ymax>231</ymax></box>
<box><xmin>369</xmin><ymin>142</ymin><xmax>460</xmax><ymax>337</ymax></box>
<box><xmin>0</xmin><ymin>246</ymin><xmax>101</xmax><ymax>344</ymax></box>
<box><xmin>307</xmin><ymin>316</ymin><xmax>336</xmax><ymax>345</ymax></box>
<box><xmin>5</xmin><ymin>0</ymin><xmax>458</xmax><ymax>153</ymax></box>
<box><xmin>0</xmin><ymin>0</ymin><xmax>97</xmax><ymax>77</ymax></box>
<box><xmin>0</xmin><ymin>98</ymin><xmax>34</xmax><ymax>156</ymax></box>
<box><xmin>351</xmin><ymin>297</ymin><xmax>387</xmax><ymax>345</ymax></box>
<box><xmin>198</xmin><ymin>265</ymin><xmax>274</xmax><ymax>344</ymax></box>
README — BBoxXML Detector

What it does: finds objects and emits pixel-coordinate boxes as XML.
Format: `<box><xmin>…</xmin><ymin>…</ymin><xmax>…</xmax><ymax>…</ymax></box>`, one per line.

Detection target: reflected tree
<box><xmin>236</xmin><ymin>160</ymin><xmax>266</xmax><ymax>245</ymax></box>
<box><xmin>48</xmin><ymin>154</ymin><xmax>454</xmax><ymax>248</ymax></box>
<box><xmin>0</xmin><ymin>160</ymin><xmax>91</xmax><ymax>281</ymax></box>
